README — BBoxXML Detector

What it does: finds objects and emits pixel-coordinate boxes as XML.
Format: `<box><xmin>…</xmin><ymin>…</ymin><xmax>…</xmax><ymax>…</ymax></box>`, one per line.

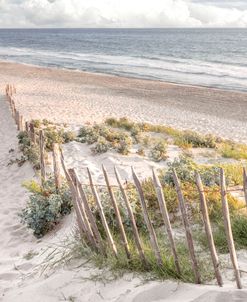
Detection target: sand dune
<box><xmin>1</xmin><ymin>63</ymin><xmax>247</xmax><ymax>301</ymax></box>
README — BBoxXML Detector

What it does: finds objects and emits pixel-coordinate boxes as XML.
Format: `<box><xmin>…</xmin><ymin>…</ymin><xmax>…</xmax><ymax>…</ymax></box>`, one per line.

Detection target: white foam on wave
<box><xmin>0</xmin><ymin>46</ymin><xmax>246</xmax><ymax>91</ymax></box>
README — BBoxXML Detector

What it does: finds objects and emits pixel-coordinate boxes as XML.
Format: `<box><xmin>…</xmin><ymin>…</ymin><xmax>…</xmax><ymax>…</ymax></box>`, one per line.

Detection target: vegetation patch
<box><xmin>20</xmin><ymin>177</ymin><xmax>72</xmax><ymax>238</ymax></box>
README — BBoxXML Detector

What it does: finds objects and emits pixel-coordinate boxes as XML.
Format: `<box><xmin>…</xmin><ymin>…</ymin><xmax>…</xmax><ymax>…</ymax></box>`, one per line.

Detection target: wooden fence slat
<box><xmin>39</xmin><ymin>130</ymin><xmax>46</xmax><ymax>185</ymax></box>
<box><xmin>172</xmin><ymin>169</ymin><xmax>201</xmax><ymax>284</ymax></box>
<box><xmin>69</xmin><ymin>169</ymin><xmax>97</xmax><ymax>249</ymax></box>
<box><xmin>87</xmin><ymin>168</ymin><xmax>118</xmax><ymax>258</ymax></box>
<box><xmin>195</xmin><ymin>172</ymin><xmax>223</xmax><ymax>287</ymax></box>
<box><xmin>29</xmin><ymin>123</ymin><xmax>36</xmax><ymax>144</ymax></box>
<box><xmin>16</xmin><ymin>111</ymin><xmax>20</xmax><ymax>130</ymax></box>
<box><xmin>73</xmin><ymin>170</ymin><xmax>105</xmax><ymax>254</ymax></box>
<box><xmin>19</xmin><ymin>115</ymin><xmax>24</xmax><ymax>132</ymax></box>
<box><xmin>220</xmin><ymin>168</ymin><xmax>242</xmax><ymax>289</ymax></box>
<box><xmin>152</xmin><ymin>169</ymin><xmax>181</xmax><ymax>275</ymax></box>
<box><xmin>25</xmin><ymin>121</ymin><xmax>30</xmax><ymax>133</ymax></box>
<box><xmin>132</xmin><ymin>167</ymin><xmax>162</xmax><ymax>266</ymax></box>
<box><xmin>60</xmin><ymin>158</ymin><xmax>86</xmax><ymax>237</ymax></box>
<box><xmin>243</xmin><ymin>168</ymin><xmax>247</xmax><ymax>208</ymax></box>
<box><xmin>102</xmin><ymin>165</ymin><xmax>131</xmax><ymax>259</ymax></box>
<box><xmin>114</xmin><ymin>167</ymin><xmax>147</xmax><ymax>266</ymax></box>
<box><xmin>52</xmin><ymin>143</ymin><xmax>62</xmax><ymax>192</ymax></box>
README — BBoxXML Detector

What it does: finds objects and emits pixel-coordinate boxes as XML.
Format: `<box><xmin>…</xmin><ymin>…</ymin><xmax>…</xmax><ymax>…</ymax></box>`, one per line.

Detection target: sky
<box><xmin>0</xmin><ymin>0</ymin><xmax>247</xmax><ymax>28</ymax></box>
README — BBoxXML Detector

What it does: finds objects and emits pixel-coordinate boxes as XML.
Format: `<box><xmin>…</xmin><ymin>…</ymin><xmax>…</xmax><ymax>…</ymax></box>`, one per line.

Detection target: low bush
<box><xmin>162</xmin><ymin>155</ymin><xmax>198</xmax><ymax>185</ymax></box>
<box><xmin>44</xmin><ymin>127</ymin><xmax>76</xmax><ymax>151</ymax></box>
<box><xmin>17</xmin><ymin>131</ymin><xmax>40</xmax><ymax>169</ymax></box>
<box><xmin>20</xmin><ymin>177</ymin><xmax>72</xmax><ymax>238</ymax></box>
<box><xmin>149</xmin><ymin>141</ymin><xmax>168</xmax><ymax>162</ymax></box>
<box><xmin>115</xmin><ymin>134</ymin><xmax>132</xmax><ymax>155</ymax></box>
<box><xmin>91</xmin><ymin>137</ymin><xmax>110</xmax><ymax>154</ymax></box>
<box><xmin>78</xmin><ymin>126</ymin><xmax>99</xmax><ymax>144</ymax></box>
<box><xmin>174</xmin><ymin>131</ymin><xmax>217</xmax><ymax>149</ymax></box>
<box><xmin>218</xmin><ymin>141</ymin><xmax>247</xmax><ymax>160</ymax></box>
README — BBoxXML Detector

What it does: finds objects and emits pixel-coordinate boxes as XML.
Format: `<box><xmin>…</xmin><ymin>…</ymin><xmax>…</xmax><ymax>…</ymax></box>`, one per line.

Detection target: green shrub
<box><xmin>105</xmin><ymin>117</ymin><xmax>136</xmax><ymax>132</ymax></box>
<box><xmin>115</xmin><ymin>134</ymin><xmax>132</xmax><ymax>155</ymax></box>
<box><xmin>44</xmin><ymin>127</ymin><xmax>64</xmax><ymax>150</ymax></box>
<box><xmin>17</xmin><ymin>131</ymin><xmax>40</xmax><ymax>169</ymax></box>
<box><xmin>220</xmin><ymin>164</ymin><xmax>243</xmax><ymax>186</ymax></box>
<box><xmin>61</xmin><ymin>130</ymin><xmax>76</xmax><ymax>143</ymax></box>
<box><xmin>177</xmin><ymin>131</ymin><xmax>217</xmax><ymax>148</ymax></box>
<box><xmin>91</xmin><ymin>137</ymin><xmax>110</xmax><ymax>154</ymax></box>
<box><xmin>31</xmin><ymin>119</ymin><xmax>42</xmax><ymax>128</ymax></box>
<box><xmin>20</xmin><ymin>177</ymin><xmax>72</xmax><ymax>237</ymax></box>
<box><xmin>162</xmin><ymin>155</ymin><xmax>198</xmax><ymax>185</ymax></box>
<box><xmin>149</xmin><ymin>141</ymin><xmax>167</xmax><ymax>162</ymax></box>
<box><xmin>78</xmin><ymin>126</ymin><xmax>99</xmax><ymax>144</ymax></box>
<box><xmin>218</xmin><ymin>142</ymin><xmax>247</xmax><ymax>160</ymax></box>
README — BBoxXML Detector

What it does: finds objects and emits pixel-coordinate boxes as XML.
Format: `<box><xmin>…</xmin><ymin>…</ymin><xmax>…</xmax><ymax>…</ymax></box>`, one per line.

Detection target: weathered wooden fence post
<box><xmin>60</xmin><ymin>158</ymin><xmax>86</xmax><ymax>237</ymax></box>
<box><xmin>39</xmin><ymin>130</ymin><xmax>46</xmax><ymax>185</ymax></box>
<box><xmin>114</xmin><ymin>167</ymin><xmax>147</xmax><ymax>266</ymax></box>
<box><xmin>220</xmin><ymin>168</ymin><xmax>242</xmax><ymax>289</ymax></box>
<box><xmin>52</xmin><ymin>143</ymin><xmax>62</xmax><ymax>192</ymax></box>
<box><xmin>195</xmin><ymin>171</ymin><xmax>223</xmax><ymax>287</ymax></box>
<box><xmin>152</xmin><ymin>169</ymin><xmax>181</xmax><ymax>275</ymax></box>
<box><xmin>29</xmin><ymin>122</ymin><xmax>36</xmax><ymax>144</ymax></box>
<box><xmin>132</xmin><ymin>168</ymin><xmax>162</xmax><ymax>266</ymax></box>
<box><xmin>243</xmin><ymin>167</ymin><xmax>247</xmax><ymax>208</ymax></box>
<box><xmin>69</xmin><ymin>169</ymin><xmax>97</xmax><ymax>249</ymax></box>
<box><xmin>73</xmin><ymin>170</ymin><xmax>105</xmax><ymax>254</ymax></box>
<box><xmin>172</xmin><ymin>169</ymin><xmax>201</xmax><ymax>284</ymax></box>
<box><xmin>102</xmin><ymin>165</ymin><xmax>131</xmax><ymax>259</ymax></box>
<box><xmin>87</xmin><ymin>168</ymin><xmax>118</xmax><ymax>258</ymax></box>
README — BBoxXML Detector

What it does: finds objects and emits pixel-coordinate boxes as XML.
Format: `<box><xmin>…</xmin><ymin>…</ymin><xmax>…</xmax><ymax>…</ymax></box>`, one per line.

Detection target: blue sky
<box><xmin>0</xmin><ymin>0</ymin><xmax>247</xmax><ymax>28</ymax></box>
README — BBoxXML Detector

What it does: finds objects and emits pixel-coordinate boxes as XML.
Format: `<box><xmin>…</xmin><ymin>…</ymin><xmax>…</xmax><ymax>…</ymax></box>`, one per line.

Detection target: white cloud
<box><xmin>0</xmin><ymin>0</ymin><xmax>247</xmax><ymax>28</ymax></box>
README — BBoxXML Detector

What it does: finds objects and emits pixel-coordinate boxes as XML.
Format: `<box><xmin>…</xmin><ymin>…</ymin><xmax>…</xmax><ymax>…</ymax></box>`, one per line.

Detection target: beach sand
<box><xmin>1</xmin><ymin>62</ymin><xmax>247</xmax><ymax>301</ymax></box>
<box><xmin>0</xmin><ymin>61</ymin><xmax>247</xmax><ymax>142</ymax></box>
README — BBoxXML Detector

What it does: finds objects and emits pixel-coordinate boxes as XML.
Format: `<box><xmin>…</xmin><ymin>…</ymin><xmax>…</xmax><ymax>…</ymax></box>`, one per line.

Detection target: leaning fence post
<box><xmin>52</xmin><ymin>143</ymin><xmax>62</xmax><ymax>192</ymax></box>
<box><xmin>87</xmin><ymin>168</ymin><xmax>118</xmax><ymax>258</ymax></box>
<box><xmin>73</xmin><ymin>170</ymin><xmax>105</xmax><ymax>254</ymax></box>
<box><xmin>69</xmin><ymin>169</ymin><xmax>97</xmax><ymax>249</ymax></box>
<box><xmin>15</xmin><ymin>110</ymin><xmax>20</xmax><ymax>130</ymax></box>
<box><xmin>19</xmin><ymin>115</ymin><xmax>24</xmax><ymax>132</ymax></box>
<box><xmin>60</xmin><ymin>157</ymin><xmax>86</xmax><ymax>237</ymax></box>
<box><xmin>29</xmin><ymin>123</ymin><xmax>36</xmax><ymax>144</ymax></box>
<box><xmin>195</xmin><ymin>172</ymin><xmax>223</xmax><ymax>287</ymax></box>
<box><xmin>172</xmin><ymin>169</ymin><xmax>201</xmax><ymax>284</ymax></box>
<box><xmin>152</xmin><ymin>169</ymin><xmax>181</xmax><ymax>275</ymax></box>
<box><xmin>220</xmin><ymin>168</ymin><xmax>242</xmax><ymax>289</ymax></box>
<box><xmin>39</xmin><ymin>130</ymin><xmax>46</xmax><ymax>185</ymax></box>
<box><xmin>102</xmin><ymin>165</ymin><xmax>131</xmax><ymax>259</ymax></box>
<box><xmin>132</xmin><ymin>168</ymin><xmax>162</xmax><ymax>266</ymax></box>
<box><xmin>114</xmin><ymin>167</ymin><xmax>147</xmax><ymax>266</ymax></box>
<box><xmin>243</xmin><ymin>168</ymin><xmax>247</xmax><ymax>208</ymax></box>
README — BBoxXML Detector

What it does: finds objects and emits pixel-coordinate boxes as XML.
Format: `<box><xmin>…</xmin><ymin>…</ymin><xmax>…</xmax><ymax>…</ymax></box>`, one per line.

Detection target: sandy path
<box><xmin>0</xmin><ymin>62</ymin><xmax>247</xmax><ymax>142</ymax></box>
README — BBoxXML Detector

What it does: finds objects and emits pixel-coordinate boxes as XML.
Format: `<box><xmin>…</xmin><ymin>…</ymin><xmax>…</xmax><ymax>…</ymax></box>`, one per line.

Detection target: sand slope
<box><xmin>1</xmin><ymin>93</ymin><xmax>247</xmax><ymax>301</ymax></box>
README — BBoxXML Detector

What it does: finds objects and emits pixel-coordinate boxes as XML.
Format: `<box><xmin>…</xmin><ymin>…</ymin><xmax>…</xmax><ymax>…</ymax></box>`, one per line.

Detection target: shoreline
<box><xmin>0</xmin><ymin>61</ymin><xmax>247</xmax><ymax>143</ymax></box>
<box><xmin>1</xmin><ymin>59</ymin><xmax>247</xmax><ymax>94</ymax></box>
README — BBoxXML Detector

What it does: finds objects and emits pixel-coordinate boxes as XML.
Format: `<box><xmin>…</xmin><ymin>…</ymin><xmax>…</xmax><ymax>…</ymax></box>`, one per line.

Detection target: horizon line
<box><xmin>0</xmin><ymin>27</ymin><xmax>246</xmax><ymax>30</ymax></box>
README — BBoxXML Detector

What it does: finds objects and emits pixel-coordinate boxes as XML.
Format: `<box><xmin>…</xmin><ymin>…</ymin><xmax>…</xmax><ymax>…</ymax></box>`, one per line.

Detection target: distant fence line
<box><xmin>5</xmin><ymin>84</ymin><xmax>247</xmax><ymax>289</ymax></box>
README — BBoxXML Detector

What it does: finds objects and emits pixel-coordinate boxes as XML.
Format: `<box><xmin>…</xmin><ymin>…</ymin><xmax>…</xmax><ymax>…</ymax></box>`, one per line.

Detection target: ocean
<box><xmin>0</xmin><ymin>28</ymin><xmax>246</xmax><ymax>91</ymax></box>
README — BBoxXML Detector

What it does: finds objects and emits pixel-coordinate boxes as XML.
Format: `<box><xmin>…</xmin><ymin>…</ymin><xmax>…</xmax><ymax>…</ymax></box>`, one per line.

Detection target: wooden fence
<box><xmin>5</xmin><ymin>84</ymin><xmax>247</xmax><ymax>289</ymax></box>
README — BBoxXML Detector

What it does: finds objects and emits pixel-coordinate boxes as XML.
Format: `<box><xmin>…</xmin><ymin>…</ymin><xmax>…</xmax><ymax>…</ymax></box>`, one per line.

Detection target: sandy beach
<box><xmin>1</xmin><ymin>61</ymin><xmax>247</xmax><ymax>301</ymax></box>
<box><xmin>0</xmin><ymin>61</ymin><xmax>247</xmax><ymax>142</ymax></box>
